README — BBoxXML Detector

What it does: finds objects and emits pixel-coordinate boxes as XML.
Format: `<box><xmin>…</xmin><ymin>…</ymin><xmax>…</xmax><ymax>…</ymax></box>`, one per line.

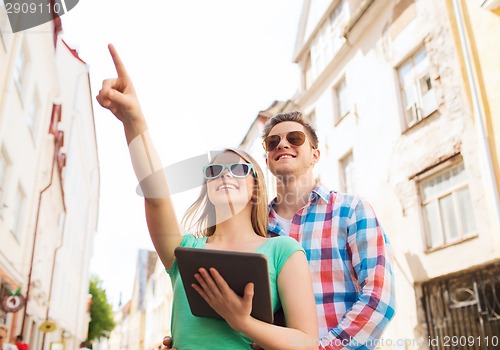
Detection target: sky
<box><xmin>60</xmin><ymin>0</ymin><xmax>303</xmax><ymax>308</ymax></box>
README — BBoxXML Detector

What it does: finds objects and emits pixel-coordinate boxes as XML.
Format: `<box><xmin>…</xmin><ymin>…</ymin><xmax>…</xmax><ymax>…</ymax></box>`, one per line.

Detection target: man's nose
<box><xmin>276</xmin><ymin>137</ymin><xmax>290</xmax><ymax>150</ymax></box>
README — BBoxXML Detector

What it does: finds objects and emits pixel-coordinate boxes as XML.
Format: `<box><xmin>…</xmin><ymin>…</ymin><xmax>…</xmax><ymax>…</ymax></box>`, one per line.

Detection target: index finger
<box><xmin>209</xmin><ymin>268</ymin><xmax>231</xmax><ymax>290</ymax></box>
<box><xmin>108</xmin><ymin>43</ymin><xmax>129</xmax><ymax>78</ymax></box>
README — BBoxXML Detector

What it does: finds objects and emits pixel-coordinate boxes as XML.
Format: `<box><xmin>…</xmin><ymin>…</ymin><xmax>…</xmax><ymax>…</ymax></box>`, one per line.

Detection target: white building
<box><xmin>144</xmin><ymin>257</ymin><xmax>173</xmax><ymax>350</ymax></box>
<box><xmin>108</xmin><ymin>250</ymin><xmax>174</xmax><ymax>350</ymax></box>
<box><xmin>42</xmin><ymin>38</ymin><xmax>100</xmax><ymax>350</ymax></box>
<box><xmin>240</xmin><ymin>0</ymin><xmax>500</xmax><ymax>348</ymax></box>
<box><xmin>0</xmin><ymin>8</ymin><xmax>98</xmax><ymax>349</ymax></box>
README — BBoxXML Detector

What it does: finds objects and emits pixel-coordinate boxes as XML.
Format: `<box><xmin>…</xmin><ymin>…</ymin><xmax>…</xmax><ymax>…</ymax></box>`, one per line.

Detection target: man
<box><xmin>164</xmin><ymin>111</ymin><xmax>395</xmax><ymax>349</ymax></box>
<box><xmin>0</xmin><ymin>325</ymin><xmax>16</xmax><ymax>350</ymax></box>
<box><xmin>14</xmin><ymin>335</ymin><xmax>28</xmax><ymax>350</ymax></box>
<box><xmin>259</xmin><ymin>111</ymin><xmax>395</xmax><ymax>349</ymax></box>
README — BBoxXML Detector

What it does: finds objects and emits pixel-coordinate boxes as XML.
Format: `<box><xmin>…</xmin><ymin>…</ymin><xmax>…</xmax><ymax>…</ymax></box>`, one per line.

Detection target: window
<box><xmin>309</xmin><ymin>0</ymin><xmax>347</xmax><ymax>81</ymax></box>
<box><xmin>306</xmin><ymin>109</ymin><xmax>316</xmax><ymax>131</ymax></box>
<box><xmin>26</xmin><ymin>87</ymin><xmax>41</xmax><ymax>140</ymax></box>
<box><xmin>422</xmin><ymin>263</ymin><xmax>500</xmax><ymax>347</ymax></box>
<box><xmin>7</xmin><ymin>184</ymin><xmax>25</xmax><ymax>239</ymax></box>
<box><xmin>333</xmin><ymin>77</ymin><xmax>350</xmax><ymax>123</ymax></box>
<box><xmin>311</xmin><ymin>26</ymin><xmax>331</xmax><ymax>78</ymax></box>
<box><xmin>419</xmin><ymin>161</ymin><xmax>476</xmax><ymax>250</ymax></box>
<box><xmin>398</xmin><ymin>46</ymin><xmax>437</xmax><ymax>128</ymax></box>
<box><xmin>13</xmin><ymin>41</ymin><xmax>30</xmax><ymax>102</ymax></box>
<box><xmin>329</xmin><ymin>0</ymin><xmax>347</xmax><ymax>53</ymax></box>
<box><xmin>304</xmin><ymin>53</ymin><xmax>313</xmax><ymax>90</ymax></box>
<box><xmin>0</xmin><ymin>148</ymin><xmax>10</xmax><ymax>218</ymax></box>
<box><xmin>340</xmin><ymin>152</ymin><xmax>356</xmax><ymax>194</ymax></box>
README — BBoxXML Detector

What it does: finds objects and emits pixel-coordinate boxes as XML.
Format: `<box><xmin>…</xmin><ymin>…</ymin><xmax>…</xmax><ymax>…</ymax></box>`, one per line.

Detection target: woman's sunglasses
<box><xmin>262</xmin><ymin>131</ymin><xmax>309</xmax><ymax>152</ymax></box>
<box><xmin>203</xmin><ymin>163</ymin><xmax>256</xmax><ymax>180</ymax></box>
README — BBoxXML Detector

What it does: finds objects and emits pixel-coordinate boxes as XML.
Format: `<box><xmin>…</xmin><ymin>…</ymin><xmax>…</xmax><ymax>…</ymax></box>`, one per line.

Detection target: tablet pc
<box><xmin>174</xmin><ymin>247</ymin><xmax>274</xmax><ymax>323</ymax></box>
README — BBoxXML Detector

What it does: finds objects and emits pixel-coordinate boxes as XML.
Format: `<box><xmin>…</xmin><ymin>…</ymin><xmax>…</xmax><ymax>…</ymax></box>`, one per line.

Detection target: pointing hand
<box><xmin>96</xmin><ymin>44</ymin><xmax>144</xmax><ymax>125</ymax></box>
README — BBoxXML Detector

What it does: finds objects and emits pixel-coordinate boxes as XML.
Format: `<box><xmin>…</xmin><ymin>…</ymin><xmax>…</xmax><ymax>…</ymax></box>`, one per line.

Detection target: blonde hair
<box><xmin>182</xmin><ymin>148</ymin><xmax>268</xmax><ymax>238</ymax></box>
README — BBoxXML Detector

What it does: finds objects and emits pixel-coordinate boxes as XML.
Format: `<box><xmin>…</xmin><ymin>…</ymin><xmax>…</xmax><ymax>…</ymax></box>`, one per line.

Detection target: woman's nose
<box><xmin>221</xmin><ymin>168</ymin><xmax>233</xmax><ymax>178</ymax></box>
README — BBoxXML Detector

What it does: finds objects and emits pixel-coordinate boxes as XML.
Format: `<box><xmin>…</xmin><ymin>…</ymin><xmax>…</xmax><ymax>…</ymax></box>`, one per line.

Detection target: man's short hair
<box><xmin>262</xmin><ymin>111</ymin><xmax>319</xmax><ymax>149</ymax></box>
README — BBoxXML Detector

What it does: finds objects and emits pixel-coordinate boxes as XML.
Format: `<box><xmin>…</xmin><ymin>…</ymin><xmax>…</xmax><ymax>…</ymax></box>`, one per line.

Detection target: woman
<box><xmin>96</xmin><ymin>44</ymin><xmax>318</xmax><ymax>350</ymax></box>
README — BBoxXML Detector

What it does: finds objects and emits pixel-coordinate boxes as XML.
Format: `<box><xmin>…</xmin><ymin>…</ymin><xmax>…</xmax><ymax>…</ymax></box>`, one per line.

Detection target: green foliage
<box><xmin>87</xmin><ymin>275</ymin><xmax>116</xmax><ymax>341</ymax></box>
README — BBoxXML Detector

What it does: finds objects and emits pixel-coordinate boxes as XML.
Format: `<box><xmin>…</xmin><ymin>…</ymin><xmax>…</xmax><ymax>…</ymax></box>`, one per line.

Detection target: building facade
<box><xmin>0</xmin><ymin>8</ymin><xmax>99</xmax><ymax>349</ymax></box>
<box><xmin>107</xmin><ymin>250</ymin><xmax>174</xmax><ymax>350</ymax></box>
<box><xmin>240</xmin><ymin>0</ymin><xmax>500</xmax><ymax>348</ymax></box>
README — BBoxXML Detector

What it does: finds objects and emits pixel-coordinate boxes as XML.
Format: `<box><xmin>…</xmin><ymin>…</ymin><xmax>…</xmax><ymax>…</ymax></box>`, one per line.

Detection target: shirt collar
<box><xmin>310</xmin><ymin>182</ymin><xmax>330</xmax><ymax>204</ymax></box>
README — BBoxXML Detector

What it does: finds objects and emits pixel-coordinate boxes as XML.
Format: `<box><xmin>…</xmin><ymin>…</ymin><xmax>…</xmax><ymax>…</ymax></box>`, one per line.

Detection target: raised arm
<box><xmin>96</xmin><ymin>44</ymin><xmax>183</xmax><ymax>269</ymax></box>
<box><xmin>320</xmin><ymin>198</ymin><xmax>395</xmax><ymax>349</ymax></box>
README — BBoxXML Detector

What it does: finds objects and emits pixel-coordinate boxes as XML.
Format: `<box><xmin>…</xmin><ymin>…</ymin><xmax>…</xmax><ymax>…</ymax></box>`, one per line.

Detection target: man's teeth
<box><xmin>279</xmin><ymin>155</ymin><xmax>293</xmax><ymax>160</ymax></box>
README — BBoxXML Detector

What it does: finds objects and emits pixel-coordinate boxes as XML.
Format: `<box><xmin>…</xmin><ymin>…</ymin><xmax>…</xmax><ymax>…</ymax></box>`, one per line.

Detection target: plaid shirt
<box><xmin>268</xmin><ymin>183</ymin><xmax>395</xmax><ymax>350</ymax></box>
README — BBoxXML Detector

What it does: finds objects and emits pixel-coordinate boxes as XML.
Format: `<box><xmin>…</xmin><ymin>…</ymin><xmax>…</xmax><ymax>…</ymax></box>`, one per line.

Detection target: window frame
<box><xmin>397</xmin><ymin>45</ymin><xmax>438</xmax><ymax>130</ymax></box>
<box><xmin>309</xmin><ymin>0</ymin><xmax>348</xmax><ymax>82</ymax></box>
<box><xmin>7</xmin><ymin>182</ymin><xmax>26</xmax><ymax>241</ymax></box>
<box><xmin>26</xmin><ymin>85</ymin><xmax>42</xmax><ymax>143</ymax></box>
<box><xmin>416</xmin><ymin>158</ymin><xmax>478</xmax><ymax>252</ymax></box>
<box><xmin>339</xmin><ymin>150</ymin><xmax>356</xmax><ymax>194</ymax></box>
<box><xmin>0</xmin><ymin>146</ymin><xmax>11</xmax><ymax>220</ymax></box>
<box><xmin>332</xmin><ymin>76</ymin><xmax>350</xmax><ymax>124</ymax></box>
<box><xmin>13</xmin><ymin>39</ymin><xmax>31</xmax><ymax>106</ymax></box>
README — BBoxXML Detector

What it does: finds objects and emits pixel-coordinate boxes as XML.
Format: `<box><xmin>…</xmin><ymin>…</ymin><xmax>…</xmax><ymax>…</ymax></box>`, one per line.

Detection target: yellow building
<box><xmin>445</xmin><ymin>0</ymin><xmax>500</xmax><ymax>251</ymax></box>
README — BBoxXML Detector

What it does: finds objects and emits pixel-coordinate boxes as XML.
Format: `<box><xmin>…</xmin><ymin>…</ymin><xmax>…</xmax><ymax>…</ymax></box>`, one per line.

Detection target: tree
<box><xmin>87</xmin><ymin>275</ymin><xmax>116</xmax><ymax>341</ymax></box>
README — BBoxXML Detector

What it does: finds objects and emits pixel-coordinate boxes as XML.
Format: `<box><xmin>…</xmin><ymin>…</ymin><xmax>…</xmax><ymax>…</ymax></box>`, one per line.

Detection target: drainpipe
<box><xmin>21</xmin><ymin>104</ymin><xmax>62</xmax><ymax>339</ymax></box>
<box><xmin>21</xmin><ymin>134</ymin><xmax>57</xmax><ymax>336</ymax></box>
<box><xmin>40</xmin><ymin>209</ymin><xmax>67</xmax><ymax>349</ymax></box>
<box><xmin>452</xmin><ymin>0</ymin><xmax>500</xmax><ymax>227</ymax></box>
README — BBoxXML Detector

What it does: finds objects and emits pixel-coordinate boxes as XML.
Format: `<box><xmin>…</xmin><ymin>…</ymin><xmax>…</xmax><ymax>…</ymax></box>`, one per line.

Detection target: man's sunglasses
<box><xmin>203</xmin><ymin>163</ymin><xmax>256</xmax><ymax>180</ymax></box>
<box><xmin>262</xmin><ymin>131</ymin><xmax>309</xmax><ymax>152</ymax></box>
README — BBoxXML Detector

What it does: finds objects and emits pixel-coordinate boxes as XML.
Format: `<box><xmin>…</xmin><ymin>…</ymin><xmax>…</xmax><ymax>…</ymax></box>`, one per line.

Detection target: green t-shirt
<box><xmin>167</xmin><ymin>234</ymin><xmax>304</xmax><ymax>350</ymax></box>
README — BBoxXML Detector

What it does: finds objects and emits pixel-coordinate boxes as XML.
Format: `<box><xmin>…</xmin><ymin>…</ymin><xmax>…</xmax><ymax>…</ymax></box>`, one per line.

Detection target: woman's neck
<box><xmin>208</xmin><ymin>205</ymin><xmax>262</xmax><ymax>245</ymax></box>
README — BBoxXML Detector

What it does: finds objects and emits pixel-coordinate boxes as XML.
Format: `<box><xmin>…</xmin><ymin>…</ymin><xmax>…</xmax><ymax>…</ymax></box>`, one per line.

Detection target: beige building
<box><xmin>241</xmin><ymin>0</ymin><xmax>500</xmax><ymax>348</ymax></box>
<box><xmin>107</xmin><ymin>250</ymin><xmax>174</xmax><ymax>350</ymax></box>
<box><xmin>0</xmin><ymin>9</ymin><xmax>98</xmax><ymax>350</ymax></box>
<box><xmin>107</xmin><ymin>300</ymin><xmax>131</xmax><ymax>350</ymax></box>
<box><xmin>108</xmin><ymin>250</ymin><xmax>173</xmax><ymax>350</ymax></box>
<box><xmin>144</xmin><ymin>256</ymin><xmax>173</xmax><ymax>350</ymax></box>
<box><xmin>108</xmin><ymin>250</ymin><xmax>165</xmax><ymax>350</ymax></box>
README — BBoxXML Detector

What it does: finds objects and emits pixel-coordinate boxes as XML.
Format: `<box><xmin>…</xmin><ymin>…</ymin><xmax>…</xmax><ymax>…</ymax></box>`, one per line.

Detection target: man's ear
<box><xmin>265</xmin><ymin>156</ymin><xmax>269</xmax><ymax>167</ymax></box>
<box><xmin>312</xmin><ymin>148</ymin><xmax>320</xmax><ymax>165</ymax></box>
